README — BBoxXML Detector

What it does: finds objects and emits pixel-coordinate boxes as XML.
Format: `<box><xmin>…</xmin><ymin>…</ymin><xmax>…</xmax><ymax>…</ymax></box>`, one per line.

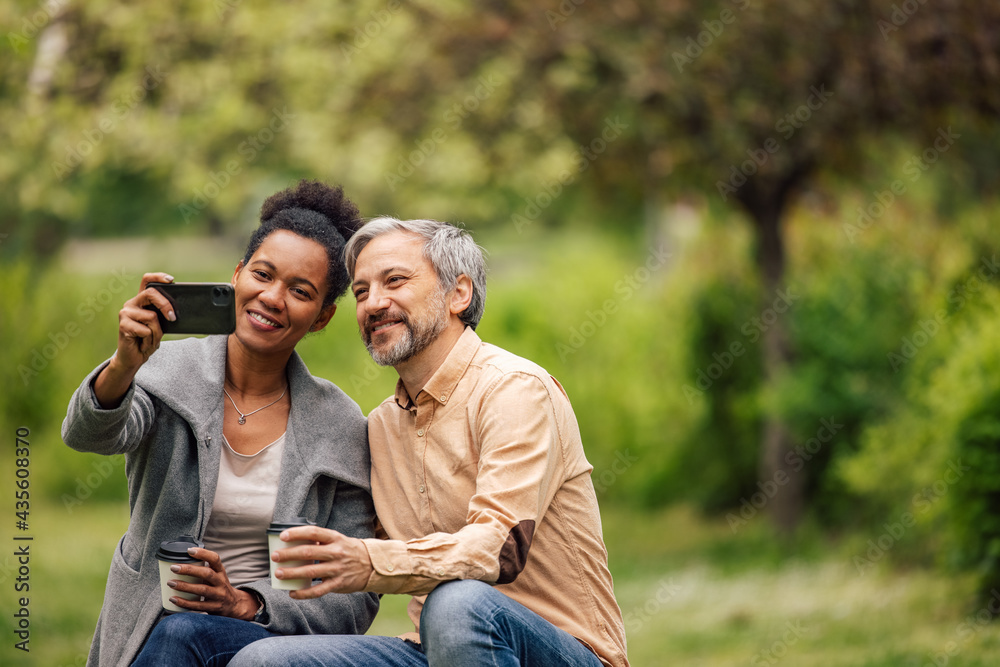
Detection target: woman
<box><xmin>61</xmin><ymin>180</ymin><xmax>378</xmax><ymax>667</ymax></box>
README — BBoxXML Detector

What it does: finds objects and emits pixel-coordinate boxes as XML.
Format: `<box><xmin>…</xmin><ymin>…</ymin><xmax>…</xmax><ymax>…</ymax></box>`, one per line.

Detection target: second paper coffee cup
<box><xmin>267</xmin><ymin>518</ymin><xmax>316</xmax><ymax>590</ymax></box>
<box><xmin>155</xmin><ymin>534</ymin><xmax>205</xmax><ymax>613</ymax></box>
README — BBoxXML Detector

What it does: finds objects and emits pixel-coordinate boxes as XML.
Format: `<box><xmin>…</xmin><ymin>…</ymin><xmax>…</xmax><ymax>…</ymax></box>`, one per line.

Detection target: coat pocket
<box><xmin>95</xmin><ymin>534</ymin><xmax>161</xmax><ymax>667</ymax></box>
<box><xmin>114</xmin><ymin>532</ymin><xmax>142</xmax><ymax>575</ymax></box>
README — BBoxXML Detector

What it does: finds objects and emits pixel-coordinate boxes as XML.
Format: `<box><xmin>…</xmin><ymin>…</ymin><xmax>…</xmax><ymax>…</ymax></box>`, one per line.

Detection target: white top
<box><xmin>202</xmin><ymin>433</ymin><xmax>285</xmax><ymax>586</ymax></box>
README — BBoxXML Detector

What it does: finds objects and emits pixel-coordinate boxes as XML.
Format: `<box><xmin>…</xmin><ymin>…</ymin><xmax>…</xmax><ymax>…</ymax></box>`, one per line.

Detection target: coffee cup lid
<box><xmin>156</xmin><ymin>534</ymin><xmax>204</xmax><ymax>562</ymax></box>
<box><xmin>267</xmin><ymin>517</ymin><xmax>316</xmax><ymax>534</ymax></box>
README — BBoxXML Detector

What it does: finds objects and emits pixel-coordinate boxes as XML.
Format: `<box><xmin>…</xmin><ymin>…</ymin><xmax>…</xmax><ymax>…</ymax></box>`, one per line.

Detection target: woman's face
<box><xmin>230</xmin><ymin>229</ymin><xmax>334</xmax><ymax>355</ymax></box>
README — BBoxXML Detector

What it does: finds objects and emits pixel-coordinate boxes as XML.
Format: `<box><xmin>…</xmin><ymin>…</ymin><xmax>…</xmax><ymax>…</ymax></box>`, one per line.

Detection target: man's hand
<box><xmin>271</xmin><ymin>526</ymin><xmax>373</xmax><ymax>599</ymax></box>
<box><xmin>167</xmin><ymin>547</ymin><xmax>260</xmax><ymax>620</ymax></box>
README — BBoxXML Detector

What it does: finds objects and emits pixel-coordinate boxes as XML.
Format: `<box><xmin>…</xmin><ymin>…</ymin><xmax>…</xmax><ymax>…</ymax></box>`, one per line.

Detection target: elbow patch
<box><xmin>497</xmin><ymin>520</ymin><xmax>535</xmax><ymax>584</ymax></box>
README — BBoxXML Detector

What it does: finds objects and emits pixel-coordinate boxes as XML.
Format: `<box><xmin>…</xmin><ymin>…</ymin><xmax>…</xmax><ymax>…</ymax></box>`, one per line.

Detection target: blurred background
<box><xmin>3</xmin><ymin>0</ymin><xmax>1000</xmax><ymax>664</ymax></box>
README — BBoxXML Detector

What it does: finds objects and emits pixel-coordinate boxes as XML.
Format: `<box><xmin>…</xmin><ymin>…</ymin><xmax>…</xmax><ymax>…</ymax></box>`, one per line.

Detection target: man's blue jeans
<box><xmin>229</xmin><ymin>580</ymin><xmax>604</xmax><ymax>666</ymax></box>
<box><xmin>131</xmin><ymin>613</ymin><xmax>278</xmax><ymax>667</ymax></box>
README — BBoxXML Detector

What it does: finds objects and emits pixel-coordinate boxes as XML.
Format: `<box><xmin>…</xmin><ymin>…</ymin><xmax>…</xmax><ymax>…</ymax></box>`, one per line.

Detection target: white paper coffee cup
<box><xmin>267</xmin><ymin>518</ymin><xmax>315</xmax><ymax>590</ymax></box>
<box><xmin>155</xmin><ymin>535</ymin><xmax>204</xmax><ymax>612</ymax></box>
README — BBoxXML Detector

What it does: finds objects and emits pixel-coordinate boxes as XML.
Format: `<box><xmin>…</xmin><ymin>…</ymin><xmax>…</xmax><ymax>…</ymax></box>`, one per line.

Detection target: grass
<box><xmin>601</xmin><ymin>504</ymin><xmax>1000</xmax><ymax>666</ymax></box>
<box><xmin>3</xmin><ymin>500</ymin><xmax>1000</xmax><ymax>666</ymax></box>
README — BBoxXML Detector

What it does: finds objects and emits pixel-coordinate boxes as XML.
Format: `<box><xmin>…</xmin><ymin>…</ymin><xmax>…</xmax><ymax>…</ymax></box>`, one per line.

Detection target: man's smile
<box><xmin>367</xmin><ymin>314</ymin><xmax>405</xmax><ymax>337</ymax></box>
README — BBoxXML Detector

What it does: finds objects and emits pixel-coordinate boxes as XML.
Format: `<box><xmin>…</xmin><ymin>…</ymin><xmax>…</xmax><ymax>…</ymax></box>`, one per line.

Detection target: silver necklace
<box><xmin>223</xmin><ymin>385</ymin><xmax>287</xmax><ymax>425</ymax></box>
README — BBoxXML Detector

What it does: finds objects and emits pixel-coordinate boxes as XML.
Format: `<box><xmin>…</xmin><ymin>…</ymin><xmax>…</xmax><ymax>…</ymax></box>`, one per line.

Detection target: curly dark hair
<box><xmin>242</xmin><ymin>180</ymin><xmax>362</xmax><ymax>308</ymax></box>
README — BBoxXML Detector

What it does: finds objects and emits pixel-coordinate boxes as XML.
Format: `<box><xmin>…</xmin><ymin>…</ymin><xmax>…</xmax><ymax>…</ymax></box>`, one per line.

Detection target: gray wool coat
<box><xmin>62</xmin><ymin>335</ymin><xmax>379</xmax><ymax>667</ymax></box>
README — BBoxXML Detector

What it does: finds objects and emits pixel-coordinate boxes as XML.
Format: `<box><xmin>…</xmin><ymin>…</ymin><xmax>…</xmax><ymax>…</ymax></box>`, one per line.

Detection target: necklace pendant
<box><xmin>223</xmin><ymin>384</ymin><xmax>285</xmax><ymax>428</ymax></box>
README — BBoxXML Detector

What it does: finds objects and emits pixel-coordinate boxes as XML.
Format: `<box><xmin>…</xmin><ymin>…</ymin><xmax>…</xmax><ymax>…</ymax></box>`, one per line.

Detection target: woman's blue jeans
<box><xmin>131</xmin><ymin>613</ymin><xmax>278</xmax><ymax>667</ymax></box>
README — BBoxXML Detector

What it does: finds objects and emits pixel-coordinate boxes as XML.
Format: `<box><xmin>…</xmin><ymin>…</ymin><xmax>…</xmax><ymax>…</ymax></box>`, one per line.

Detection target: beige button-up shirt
<box><xmin>362</xmin><ymin>327</ymin><xmax>629</xmax><ymax>667</ymax></box>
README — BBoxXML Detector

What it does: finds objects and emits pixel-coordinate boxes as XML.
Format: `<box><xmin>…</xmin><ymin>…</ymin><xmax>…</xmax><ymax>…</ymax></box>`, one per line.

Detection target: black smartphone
<box><xmin>146</xmin><ymin>282</ymin><xmax>236</xmax><ymax>335</ymax></box>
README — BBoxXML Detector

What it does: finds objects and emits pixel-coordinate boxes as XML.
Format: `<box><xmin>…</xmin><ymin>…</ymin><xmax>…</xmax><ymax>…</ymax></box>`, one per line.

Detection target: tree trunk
<box><xmin>750</xmin><ymin>203</ymin><xmax>804</xmax><ymax>533</ymax></box>
<box><xmin>26</xmin><ymin>6</ymin><xmax>69</xmax><ymax>99</ymax></box>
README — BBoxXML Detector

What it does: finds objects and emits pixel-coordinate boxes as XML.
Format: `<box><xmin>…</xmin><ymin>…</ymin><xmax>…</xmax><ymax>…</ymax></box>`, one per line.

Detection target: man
<box><xmin>231</xmin><ymin>218</ymin><xmax>629</xmax><ymax>667</ymax></box>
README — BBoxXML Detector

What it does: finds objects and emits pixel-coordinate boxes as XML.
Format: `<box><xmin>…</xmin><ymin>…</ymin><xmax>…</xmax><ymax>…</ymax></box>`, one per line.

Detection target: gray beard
<box><xmin>364</xmin><ymin>289</ymin><xmax>449</xmax><ymax>367</ymax></box>
<box><xmin>366</xmin><ymin>315</ymin><xmax>446</xmax><ymax>366</ymax></box>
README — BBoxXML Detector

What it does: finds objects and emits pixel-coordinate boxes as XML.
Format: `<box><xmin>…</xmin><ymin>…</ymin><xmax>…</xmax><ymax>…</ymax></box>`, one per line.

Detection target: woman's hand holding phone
<box><xmin>93</xmin><ymin>272</ymin><xmax>176</xmax><ymax>408</ymax></box>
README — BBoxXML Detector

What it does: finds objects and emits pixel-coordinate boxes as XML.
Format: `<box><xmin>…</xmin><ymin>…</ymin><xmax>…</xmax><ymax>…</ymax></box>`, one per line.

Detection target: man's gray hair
<box><xmin>345</xmin><ymin>217</ymin><xmax>488</xmax><ymax>330</ymax></box>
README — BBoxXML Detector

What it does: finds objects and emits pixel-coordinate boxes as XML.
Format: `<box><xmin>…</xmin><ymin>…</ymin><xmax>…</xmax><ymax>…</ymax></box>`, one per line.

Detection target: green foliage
<box><xmin>840</xmin><ymin>243</ymin><xmax>1000</xmax><ymax>598</ymax></box>
<box><xmin>635</xmin><ymin>202</ymin><xmax>931</xmax><ymax>521</ymax></box>
<box><xmin>655</xmin><ymin>255</ymin><xmax>764</xmax><ymax>511</ymax></box>
<box><xmin>0</xmin><ymin>258</ymin><xmax>134</xmax><ymax>507</ymax></box>
<box><xmin>5</xmin><ymin>0</ymin><xmax>997</xmax><ymax>262</ymax></box>
<box><xmin>767</xmin><ymin>223</ymin><xmax>923</xmax><ymax>525</ymax></box>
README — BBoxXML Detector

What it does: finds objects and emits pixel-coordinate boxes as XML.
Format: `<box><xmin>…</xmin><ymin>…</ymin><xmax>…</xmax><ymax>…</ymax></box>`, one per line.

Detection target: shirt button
<box><xmin>440</xmin><ymin>394</ymin><xmax>447</xmax><ymax>402</ymax></box>
<box><xmin>417</xmin><ymin>429</ymin><xmax>424</xmax><ymax>437</ymax></box>
<box><xmin>387</xmin><ymin>565</ymin><xmax>395</xmax><ymax>572</ymax></box>
<box><xmin>436</xmin><ymin>568</ymin><xmax>445</xmax><ymax>576</ymax></box>
<box><xmin>418</xmin><ymin>484</ymin><xmax>425</xmax><ymax>493</ymax></box>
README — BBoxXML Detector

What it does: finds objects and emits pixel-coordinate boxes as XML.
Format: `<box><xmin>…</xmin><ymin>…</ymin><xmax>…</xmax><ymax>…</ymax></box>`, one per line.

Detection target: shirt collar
<box><xmin>392</xmin><ymin>326</ymin><xmax>481</xmax><ymax>410</ymax></box>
